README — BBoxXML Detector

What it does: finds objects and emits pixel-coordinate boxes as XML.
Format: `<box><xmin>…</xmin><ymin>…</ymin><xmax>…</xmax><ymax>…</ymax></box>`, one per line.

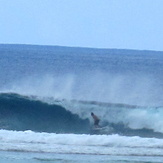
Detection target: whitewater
<box><xmin>0</xmin><ymin>44</ymin><xmax>163</xmax><ymax>162</ymax></box>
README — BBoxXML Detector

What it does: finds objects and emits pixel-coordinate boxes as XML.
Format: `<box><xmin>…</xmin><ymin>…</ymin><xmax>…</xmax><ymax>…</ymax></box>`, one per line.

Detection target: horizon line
<box><xmin>0</xmin><ymin>43</ymin><xmax>162</xmax><ymax>53</ymax></box>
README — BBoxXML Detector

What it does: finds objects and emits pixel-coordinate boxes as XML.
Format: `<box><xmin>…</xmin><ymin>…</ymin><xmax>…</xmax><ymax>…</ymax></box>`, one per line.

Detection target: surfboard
<box><xmin>92</xmin><ymin>126</ymin><xmax>108</xmax><ymax>131</ymax></box>
<box><xmin>91</xmin><ymin>125</ymin><xmax>114</xmax><ymax>134</ymax></box>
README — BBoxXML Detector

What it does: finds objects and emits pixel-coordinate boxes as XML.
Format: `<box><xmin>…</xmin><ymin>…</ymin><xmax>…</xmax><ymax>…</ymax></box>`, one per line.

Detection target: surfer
<box><xmin>91</xmin><ymin>112</ymin><xmax>100</xmax><ymax>128</ymax></box>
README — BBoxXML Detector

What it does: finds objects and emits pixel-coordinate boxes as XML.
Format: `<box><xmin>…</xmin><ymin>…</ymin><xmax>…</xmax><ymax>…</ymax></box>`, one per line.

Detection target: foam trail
<box><xmin>0</xmin><ymin>130</ymin><xmax>163</xmax><ymax>156</ymax></box>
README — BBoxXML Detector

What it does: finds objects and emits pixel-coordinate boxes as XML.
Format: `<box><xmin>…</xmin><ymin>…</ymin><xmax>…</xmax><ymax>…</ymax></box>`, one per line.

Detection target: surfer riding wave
<box><xmin>91</xmin><ymin>112</ymin><xmax>100</xmax><ymax>128</ymax></box>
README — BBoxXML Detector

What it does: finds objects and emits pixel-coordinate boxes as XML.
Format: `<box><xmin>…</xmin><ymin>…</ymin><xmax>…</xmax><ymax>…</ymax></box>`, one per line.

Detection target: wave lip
<box><xmin>1</xmin><ymin>130</ymin><xmax>163</xmax><ymax>156</ymax></box>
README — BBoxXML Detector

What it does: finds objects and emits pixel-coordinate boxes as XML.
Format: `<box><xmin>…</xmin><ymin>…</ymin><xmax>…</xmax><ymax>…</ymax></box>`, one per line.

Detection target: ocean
<box><xmin>0</xmin><ymin>44</ymin><xmax>163</xmax><ymax>162</ymax></box>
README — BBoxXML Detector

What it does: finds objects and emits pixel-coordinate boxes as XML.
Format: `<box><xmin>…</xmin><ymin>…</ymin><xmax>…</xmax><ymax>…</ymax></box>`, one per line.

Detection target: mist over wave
<box><xmin>3</xmin><ymin>72</ymin><xmax>162</xmax><ymax>107</ymax></box>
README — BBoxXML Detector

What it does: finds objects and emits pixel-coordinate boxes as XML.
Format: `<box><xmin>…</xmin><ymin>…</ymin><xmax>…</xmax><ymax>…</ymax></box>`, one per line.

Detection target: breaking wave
<box><xmin>0</xmin><ymin>92</ymin><xmax>163</xmax><ymax>138</ymax></box>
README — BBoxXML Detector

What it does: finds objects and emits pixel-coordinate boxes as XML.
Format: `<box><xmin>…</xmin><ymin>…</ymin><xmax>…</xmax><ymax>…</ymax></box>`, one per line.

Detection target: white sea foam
<box><xmin>0</xmin><ymin>130</ymin><xmax>163</xmax><ymax>156</ymax></box>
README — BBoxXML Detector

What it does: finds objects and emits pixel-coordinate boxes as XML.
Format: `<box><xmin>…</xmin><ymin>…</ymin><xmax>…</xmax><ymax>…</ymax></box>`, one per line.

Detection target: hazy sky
<box><xmin>0</xmin><ymin>0</ymin><xmax>163</xmax><ymax>51</ymax></box>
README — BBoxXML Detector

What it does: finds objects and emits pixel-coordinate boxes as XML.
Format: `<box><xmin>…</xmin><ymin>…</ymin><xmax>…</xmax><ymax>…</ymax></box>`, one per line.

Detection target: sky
<box><xmin>0</xmin><ymin>0</ymin><xmax>163</xmax><ymax>51</ymax></box>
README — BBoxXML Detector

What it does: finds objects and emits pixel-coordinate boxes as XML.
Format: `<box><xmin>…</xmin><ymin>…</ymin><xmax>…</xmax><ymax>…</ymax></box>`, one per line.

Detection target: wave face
<box><xmin>0</xmin><ymin>93</ymin><xmax>89</xmax><ymax>134</ymax></box>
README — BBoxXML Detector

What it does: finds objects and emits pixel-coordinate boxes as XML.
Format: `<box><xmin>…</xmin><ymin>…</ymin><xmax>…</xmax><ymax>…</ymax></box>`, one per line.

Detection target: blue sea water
<box><xmin>0</xmin><ymin>44</ymin><xmax>163</xmax><ymax>162</ymax></box>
